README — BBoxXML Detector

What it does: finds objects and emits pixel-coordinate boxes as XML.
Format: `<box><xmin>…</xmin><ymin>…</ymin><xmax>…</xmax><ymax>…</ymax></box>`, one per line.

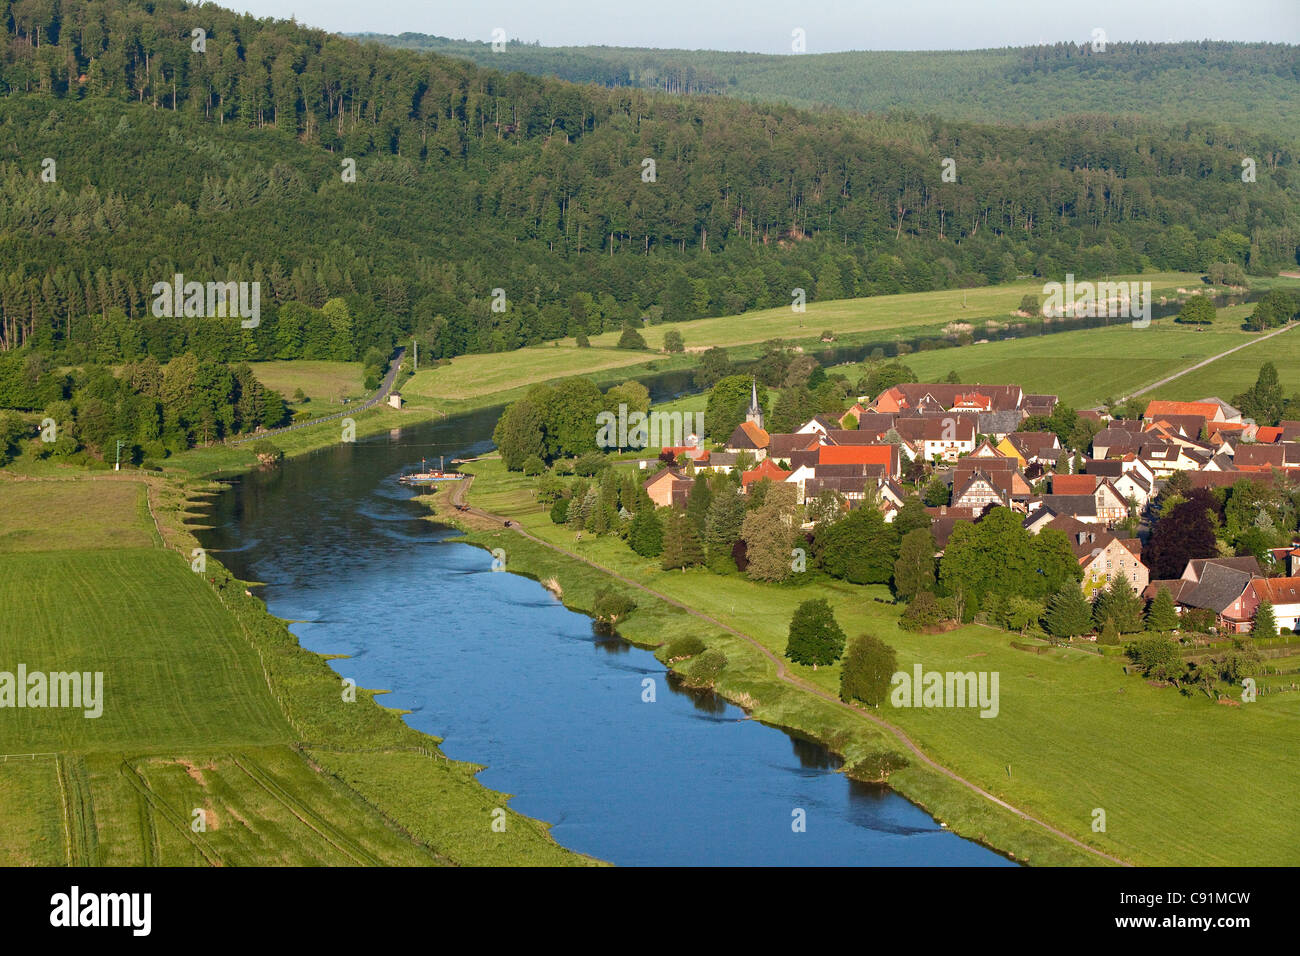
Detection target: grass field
<box><xmin>0</xmin><ymin>476</ymin><xmax>587</xmax><ymax>865</ymax></box>
<box><xmin>840</xmin><ymin>307</ymin><xmax>1271</xmax><ymax>408</ymax></box>
<box><xmin>456</xmin><ymin>456</ymin><xmax>1300</xmax><ymax>865</ymax></box>
<box><xmin>404</xmin><ymin>273</ymin><xmax>1207</xmax><ymax>401</ymax></box>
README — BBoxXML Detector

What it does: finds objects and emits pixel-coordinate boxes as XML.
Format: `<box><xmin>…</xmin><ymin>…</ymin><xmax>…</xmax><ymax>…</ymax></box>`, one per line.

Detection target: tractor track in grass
<box><xmin>446</xmin><ymin>471</ymin><xmax>1131</xmax><ymax>867</ymax></box>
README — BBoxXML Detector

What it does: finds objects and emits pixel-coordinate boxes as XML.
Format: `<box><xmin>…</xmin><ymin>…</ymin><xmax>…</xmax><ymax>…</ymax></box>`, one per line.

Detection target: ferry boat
<box><xmin>398</xmin><ymin>457</ymin><xmax>466</xmax><ymax>485</ymax></box>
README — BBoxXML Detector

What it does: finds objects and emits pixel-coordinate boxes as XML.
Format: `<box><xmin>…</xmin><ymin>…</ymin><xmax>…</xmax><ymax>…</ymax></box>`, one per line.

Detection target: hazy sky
<box><xmin>225</xmin><ymin>0</ymin><xmax>1300</xmax><ymax>52</ymax></box>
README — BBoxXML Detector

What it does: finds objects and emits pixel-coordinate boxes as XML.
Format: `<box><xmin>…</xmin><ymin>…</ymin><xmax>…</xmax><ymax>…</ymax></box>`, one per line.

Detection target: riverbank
<box><xmin>428</xmin><ymin>465</ymin><xmax>1104</xmax><ymax>866</ymax></box>
<box><xmin>435</xmin><ymin>457</ymin><xmax>1300</xmax><ymax>867</ymax></box>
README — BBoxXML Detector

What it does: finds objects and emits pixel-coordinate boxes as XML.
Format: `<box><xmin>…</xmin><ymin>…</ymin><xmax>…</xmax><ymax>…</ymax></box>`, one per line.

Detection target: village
<box><xmin>636</xmin><ymin>378</ymin><xmax>1300</xmax><ymax>636</ymax></box>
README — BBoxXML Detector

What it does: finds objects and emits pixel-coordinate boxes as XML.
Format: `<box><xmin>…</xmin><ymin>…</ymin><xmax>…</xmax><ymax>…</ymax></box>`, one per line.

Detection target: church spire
<box><xmin>745</xmin><ymin>376</ymin><xmax>764</xmax><ymax>429</ymax></box>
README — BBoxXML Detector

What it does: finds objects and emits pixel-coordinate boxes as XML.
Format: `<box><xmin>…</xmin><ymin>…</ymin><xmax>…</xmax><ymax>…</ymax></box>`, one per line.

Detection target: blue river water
<box><xmin>197</xmin><ymin>410</ymin><xmax>1012</xmax><ymax>866</ymax></box>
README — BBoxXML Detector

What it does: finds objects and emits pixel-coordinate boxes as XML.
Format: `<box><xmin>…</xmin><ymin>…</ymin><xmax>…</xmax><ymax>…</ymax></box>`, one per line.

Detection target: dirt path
<box><xmin>446</xmin><ymin>473</ymin><xmax>1130</xmax><ymax>866</ymax></box>
<box><xmin>1119</xmin><ymin>321</ymin><xmax>1295</xmax><ymax>402</ymax></box>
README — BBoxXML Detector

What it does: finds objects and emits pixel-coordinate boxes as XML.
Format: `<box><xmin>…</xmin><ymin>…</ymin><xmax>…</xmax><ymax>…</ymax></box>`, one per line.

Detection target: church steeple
<box><xmin>745</xmin><ymin>376</ymin><xmax>764</xmax><ymax>429</ymax></box>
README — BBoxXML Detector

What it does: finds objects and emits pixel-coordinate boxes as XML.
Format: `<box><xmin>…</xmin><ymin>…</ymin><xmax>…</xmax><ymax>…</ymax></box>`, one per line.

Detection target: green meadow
<box><xmin>839</xmin><ymin>304</ymin><xmax>1273</xmax><ymax>407</ymax></box>
<box><xmin>0</xmin><ymin>477</ymin><xmax>587</xmax><ymax>866</ymax></box>
<box><xmin>454</xmin><ymin>457</ymin><xmax>1300</xmax><ymax>866</ymax></box>
<box><xmin>403</xmin><ymin>273</ymin><xmax>1207</xmax><ymax>402</ymax></box>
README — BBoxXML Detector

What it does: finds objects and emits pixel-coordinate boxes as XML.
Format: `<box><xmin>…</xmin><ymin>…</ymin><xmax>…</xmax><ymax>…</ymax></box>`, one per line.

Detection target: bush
<box><xmin>549</xmin><ymin>498</ymin><xmax>570</xmax><ymax>524</ymax></box>
<box><xmin>592</xmin><ymin>587</ymin><xmax>636</xmax><ymax>625</ymax></box>
<box><xmin>663</xmin><ymin>635</ymin><xmax>706</xmax><ymax>661</ymax></box>
<box><xmin>687</xmin><ymin>649</ymin><xmax>728</xmax><ymax>687</ymax></box>
<box><xmin>663</xmin><ymin>329</ymin><xmax>685</xmax><ymax>353</ymax></box>
<box><xmin>522</xmin><ymin>454</ymin><xmax>545</xmax><ymax>476</ymax></box>
<box><xmin>573</xmin><ymin>451</ymin><xmax>607</xmax><ymax>476</ymax></box>
<box><xmin>575</xmin><ymin>332</ymin><xmax>590</xmax><ymax>348</ymax></box>
<box><xmin>617</xmin><ymin>326</ymin><xmax>648</xmax><ymax>350</ymax></box>
<box><xmin>251</xmin><ymin>439</ymin><xmax>283</xmax><ymax>462</ymax></box>
<box><xmin>847</xmin><ymin>751</ymin><xmax>909</xmax><ymax>781</ymax></box>
<box><xmin>899</xmin><ymin>591</ymin><xmax>949</xmax><ymax>632</ymax></box>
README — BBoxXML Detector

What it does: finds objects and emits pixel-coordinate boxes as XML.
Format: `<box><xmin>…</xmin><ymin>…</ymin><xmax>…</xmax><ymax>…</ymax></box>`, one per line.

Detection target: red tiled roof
<box><xmin>1052</xmin><ymin>474</ymin><xmax>1097</xmax><ymax>495</ymax></box>
<box><xmin>1253</xmin><ymin>577</ymin><xmax>1300</xmax><ymax>605</ymax></box>
<box><xmin>741</xmin><ymin>458</ymin><xmax>792</xmax><ymax>487</ymax></box>
<box><xmin>1144</xmin><ymin>400</ymin><xmax>1219</xmax><ymax>420</ymax></box>
<box><xmin>818</xmin><ymin>445</ymin><xmax>895</xmax><ymax>468</ymax></box>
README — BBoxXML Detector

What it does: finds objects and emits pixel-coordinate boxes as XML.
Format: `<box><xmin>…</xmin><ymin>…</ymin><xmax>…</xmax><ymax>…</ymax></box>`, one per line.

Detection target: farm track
<box><xmin>230</xmin><ymin>754</ymin><xmax>384</xmax><ymax>866</ymax></box>
<box><xmin>119</xmin><ymin>759</ymin><xmax>224</xmax><ymax>867</ymax></box>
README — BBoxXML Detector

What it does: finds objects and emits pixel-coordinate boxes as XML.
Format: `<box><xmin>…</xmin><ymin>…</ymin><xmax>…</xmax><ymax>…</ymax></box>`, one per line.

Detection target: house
<box><xmin>892</xmin><ymin>416</ymin><xmax>976</xmax><ymax>462</ymax></box>
<box><xmin>1174</xmin><ymin>562</ymin><xmax>1256</xmax><ymax>632</ymax></box>
<box><xmin>1083</xmin><ymin>458</ymin><xmax>1154</xmax><ymax>508</ymax></box>
<box><xmin>1256</xmin><ymin>426</ymin><xmax>1284</xmax><ymax>444</ymax></box>
<box><xmin>725</xmin><ymin>421</ymin><xmax>770</xmax><ymax>461</ymax></box>
<box><xmin>1091</xmin><ymin>427</ymin><xmax>1145</xmax><ymax>459</ymax></box>
<box><xmin>817</xmin><ymin>443</ymin><xmax>900</xmax><ymax>479</ymax></box>
<box><xmin>1023</xmin><ymin>507</ymin><xmax>1058</xmax><ymax>535</ymax></box>
<box><xmin>953</xmin><ymin>457</ymin><xmax>1033</xmax><ymax>500</ymax></box>
<box><xmin>926</xmin><ymin>505</ymin><xmax>984</xmax><ymax>550</ymax></box>
<box><xmin>1047</xmin><ymin>517</ymin><xmax>1148</xmax><ymax>597</ymax></box>
<box><xmin>1182</xmin><ymin>556</ymin><xmax>1262</xmax><ymax>583</ymax></box>
<box><xmin>854</xmin><ymin>412</ymin><xmax>900</xmax><ymax>436</ymax></box>
<box><xmin>952</xmin><ymin>470</ymin><xmax>1010</xmax><ymax>511</ymax></box>
<box><xmin>796</xmin><ymin>415</ymin><xmax>839</xmax><ymax>437</ymax></box>
<box><xmin>976</xmin><ymin>409</ymin><xmax>1026</xmax><ymax>440</ymax></box>
<box><xmin>803</xmin><ymin>464</ymin><xmax>887</xmax><ymax>504</ymax></box>
<box><xmin>1233</xmin><ymin>443</ymin><xmax>1300</xmax><ymax>471</ymax></box>
<box><xmin>969</xmin><ymin>439</ymin><xmax>1006</xmax><ymax>458</ymax></box>
<box><xmin>741</xmin><ymin>457</ymin><xmax>792</xmax><ymax>491</ymax></box>
<box><xmin>644</xmin><ymin>467</ymin><xmax>694</xmax><ymax>508</ymax></box>
<box><xmin>1143</xmin><ymin>400</ymin><xmax>1225</xmax><ymax>424</ymax></box>
<box><xmin>1052</xmin><ymin>473</ymin><xmax>1098</xmax><ymax>495</ymax></box>
<box><xmin>388</xmin><ymin>392</ymin><xmax>403</xmax><ymax>409</ymax></box>
<box><xmin>696</xmin><ymin>451</ymin><xmax>739</xmax><ymax>474</ymax></box>
<box><xmin>1246</xmin><ymin>577</ymin><xmax>1300</xmax><ymax>631</ymax></box>
<box><xmin>1023</xmin><ymin>394</ymin><xmax>1058</xmax><ymax>418</ymax></box>
<box><xmin>1138</xmin><ymin>443</ymin><xmax>1202</xmax><ymax>477</ymax></box>
<box><xmin>1197</xmin><ymin>397</ymin><xmax>1243</xmax><ymax>423</ymax></box>
<box><xmin>999</xmin><ymin>431</ymin><xmax>1061</xmax><ymax>467</ymax></box>
<box><xmin>767</xmin><ymin>432</ymin><xmax>822</xmax><ymax>466</ymax></box>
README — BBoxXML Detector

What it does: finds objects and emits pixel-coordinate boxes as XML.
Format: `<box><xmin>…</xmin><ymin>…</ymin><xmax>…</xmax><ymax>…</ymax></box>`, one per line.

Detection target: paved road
<box><xmin>446</xmin><ymin>472</ymin><xmax>1130</xmax><ymax>866</ymax></box>
<box><xmin>229</xmin><ymin>347</ymin><xmax>406</xmax><ymax>446</ymax></box>
<box><xmin>1119</xmin><ymin>322</ymin><xmax>1295</xmax><ymax>403</ymax></box>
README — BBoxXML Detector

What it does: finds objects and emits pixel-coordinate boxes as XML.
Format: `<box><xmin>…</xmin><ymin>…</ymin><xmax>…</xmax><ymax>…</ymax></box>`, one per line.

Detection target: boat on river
<box><xmin>399</xmin><ymin>457</ymin><xmax>466</xmax><ymax>485</ymax></box>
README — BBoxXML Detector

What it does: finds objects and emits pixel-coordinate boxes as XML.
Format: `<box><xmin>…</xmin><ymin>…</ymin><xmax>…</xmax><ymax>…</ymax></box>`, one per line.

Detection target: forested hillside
<box><xmin>1</xmin><ymin>0</ymin><xmax>1297</xmax><ymax>382</ymax></box>
<box><xmin>362</xmin><ymin>37</ymin><xmax>1300</xmax><ymax>142</ymax></box>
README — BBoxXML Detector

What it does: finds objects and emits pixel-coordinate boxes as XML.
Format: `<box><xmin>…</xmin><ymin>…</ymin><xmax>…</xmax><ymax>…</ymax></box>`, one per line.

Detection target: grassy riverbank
<box><xmin>0</xmin><ymin>475</ymin><xmax>592</xmax><ymax>865</ymax></box>
<box><xmin>439</xmin><ymin>458</ymin><xmax>1300</xmax><ymax>867</ymax></box>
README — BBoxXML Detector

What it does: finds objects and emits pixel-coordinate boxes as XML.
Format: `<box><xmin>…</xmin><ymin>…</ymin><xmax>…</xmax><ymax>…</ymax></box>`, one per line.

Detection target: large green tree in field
<box><xmin>840</xmin><ymin>634</ymin><xmax>898</xmax><ymax>706</ymax></box>
<box><xmin>786</xmin><ymin>599</ymin><xmax>846</xmax><ymax>669</ymax></box>
<box><xmin>814</xmin><ymin>504</ymin><xmax>899</xmax><ymax>585</ymax></box>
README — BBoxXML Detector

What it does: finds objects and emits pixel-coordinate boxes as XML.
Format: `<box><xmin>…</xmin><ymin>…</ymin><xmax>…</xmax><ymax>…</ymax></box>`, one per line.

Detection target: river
<box><xmin>196</xmin><ymin>405</ymin><xmax>1012</xmax><ymax>866</ymax></box>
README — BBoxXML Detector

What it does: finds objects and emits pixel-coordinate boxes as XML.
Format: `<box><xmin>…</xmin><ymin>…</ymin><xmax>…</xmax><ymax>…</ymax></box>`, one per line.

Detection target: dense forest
<box><xmin>363</xmin><ymin>36</ymin><xmax>1300</xmax><ymax>142</ymax></box>
<box><xmin>0</xmin><ymin>1</ymin><xmax>1297</xmax><ymax>378</ymax></box>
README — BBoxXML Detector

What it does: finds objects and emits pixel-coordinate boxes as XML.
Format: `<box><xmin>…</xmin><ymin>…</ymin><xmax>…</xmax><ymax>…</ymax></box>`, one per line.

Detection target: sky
<box><xmin>225</xmin><ymin>0</ymin><xmax>1300</xmax><ymax>52</ymax></box>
